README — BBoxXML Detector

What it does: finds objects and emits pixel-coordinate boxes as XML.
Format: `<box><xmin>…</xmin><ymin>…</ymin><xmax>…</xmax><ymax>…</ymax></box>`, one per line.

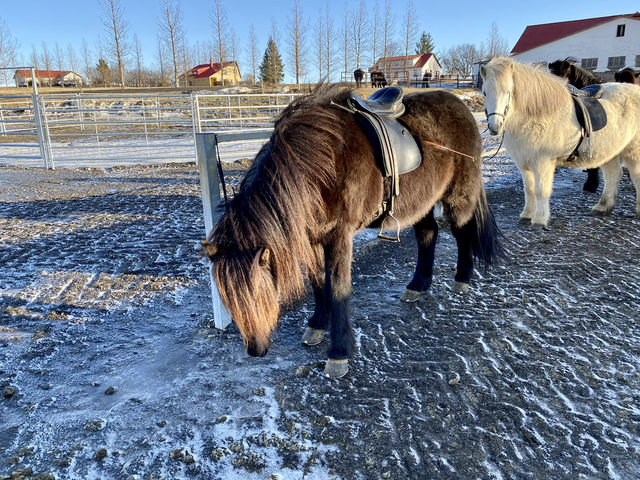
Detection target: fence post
<box><xmin>196</xmin><ymin>133</ymin><xmax>232</xmax><ymax>330</ymax></box>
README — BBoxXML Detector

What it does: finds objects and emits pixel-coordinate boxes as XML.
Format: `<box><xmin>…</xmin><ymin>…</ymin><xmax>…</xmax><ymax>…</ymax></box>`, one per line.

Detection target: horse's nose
<box><xmin>487</xmin><ymin>118</ymin><xmax>502</xmax><ymax>136</ymax></box>
<box><xmin>247</xmin><ymin>339</ymin><xmax>269</xmax><ymax>357</ymax></box>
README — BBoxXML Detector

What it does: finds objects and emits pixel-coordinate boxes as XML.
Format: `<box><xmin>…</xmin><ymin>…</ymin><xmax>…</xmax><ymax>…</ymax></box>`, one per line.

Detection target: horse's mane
<box><xmin>210</xmin><ymin>85</ymin><xmax>349</xmax><ymax>303</ymax></box>
<box><xmin>488</xmin><ymin>57</ymin><xmax>571</xmax><ymax>117</ymax></box>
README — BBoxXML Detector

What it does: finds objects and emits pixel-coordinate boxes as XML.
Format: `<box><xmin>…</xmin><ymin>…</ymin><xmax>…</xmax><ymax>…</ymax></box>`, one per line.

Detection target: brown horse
<box><xmin>202</xmin><ymin>86</ymin><xmax>501</xmax><ymax>378</ymax></box>
<box><xmin>615</xmin><ymin>67</ymin><xmax>639</xmax><ymax>85</ymax></box>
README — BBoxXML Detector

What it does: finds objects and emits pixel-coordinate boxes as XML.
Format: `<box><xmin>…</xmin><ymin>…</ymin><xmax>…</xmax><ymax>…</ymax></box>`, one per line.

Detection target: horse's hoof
<box><xmin>517</xmin><ymin>217</ymin><xmax>531</xmax><ymax>225</ymax></box>
<box><xmin>324</xmin><ymin>359</ymin><xmax>349</xmax><ymax>379</ymax></box>
<box><xmin>583</xmin><ymin>184</ymin><xmax>598</xmax><ymax>193</ymax></box>
<box><xmin>301</xmin><ymin>327</ymin><xmax>325</xmax><ymax>346</ymax></box>
<box><xmin>400</xmin><ymin>289</ymin><xmax>422</xmax><ymax>302</ymax></box>
<box><xmin>590</xmin><ymin>208</ymin><xmax>612</xmax><ymax>216</ymax></box>
<box><xmin>530</xmin><ymin>222</ymin><xmax>547</xmax><ymax>231</ymax></box>
<box><xmin>453</xmin><ymin>282</ymin><xmax>470</xmax><ymax>294</ymax></box>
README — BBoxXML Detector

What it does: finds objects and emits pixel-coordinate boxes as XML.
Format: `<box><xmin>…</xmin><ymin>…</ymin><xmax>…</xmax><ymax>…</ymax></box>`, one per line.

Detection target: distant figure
<box><xmin>353</xmin><ymin>68</ymin><xmax>364</xmax><ymax>88</ymax></box>
<box><xmin>370</xmin><ymin>71</ymin><xmax>387</xmax><ymax>88</ymax></box>
<box><xmin>615</xmin><ymin>67</ymin><xmax>639</xmax><ymax>85</ymax></box>
<box><xmin>421</xmin><ymin>72</ymin><xmax>432</xmax><ymax>88</ymax></box>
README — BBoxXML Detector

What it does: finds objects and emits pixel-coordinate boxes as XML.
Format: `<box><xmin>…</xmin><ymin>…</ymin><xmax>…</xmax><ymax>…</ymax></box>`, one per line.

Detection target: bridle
<box><xmin>485</xmin><ymin>90</ymin><xmax>511</xmax><ymax>124</ymax></box>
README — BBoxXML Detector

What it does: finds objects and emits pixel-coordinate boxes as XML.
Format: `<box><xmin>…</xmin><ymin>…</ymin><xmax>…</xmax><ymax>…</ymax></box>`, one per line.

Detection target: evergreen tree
<box><xmin>415</xmin><ymin>31</ymin><xmax>435</xmax><ymax>54</ymax></box>
<box><xmin>259</xmin><ymin>37</ymin><xmax>285</xmax><ymax>85</ymax></box>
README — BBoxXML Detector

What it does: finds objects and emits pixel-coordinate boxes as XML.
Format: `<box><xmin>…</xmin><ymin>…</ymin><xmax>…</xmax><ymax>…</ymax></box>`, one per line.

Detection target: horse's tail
<box><xmin>471</xmin><ymin>188</ymin><xmax>503</xmax><ymax>269</ymax></box>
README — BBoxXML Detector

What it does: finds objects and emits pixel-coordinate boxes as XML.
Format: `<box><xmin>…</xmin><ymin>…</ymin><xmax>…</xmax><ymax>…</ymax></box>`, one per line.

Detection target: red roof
<box><xmin>413</xmin><ymin>53</ymin><xmax>441</xmax><ymax>68</ymax></box>
<box><xmin>511</xmin><ymin>12</ymin><xmax>640</xmax><ymax>54</ymax></box>
<box><xmin>15</xmin><ymin>69</ymin><xmax>73</xmax><ymax>79</ymax></box>
<box><xmin>376</xmin><ymin>53</ymin><xmax>441</xmax><ymax>68</ymax></box>
<box><xmin>187</xmin><ymin>61</ymin><xmax>237</xmax><ymax>78</ymax></box>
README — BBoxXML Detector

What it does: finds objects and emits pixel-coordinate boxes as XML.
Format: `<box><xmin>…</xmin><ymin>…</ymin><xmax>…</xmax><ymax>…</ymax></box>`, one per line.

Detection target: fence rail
<box><xmin>0</xmin><ymin>91</ymin><xmax>299</xmax><ymax>168</ymax></box>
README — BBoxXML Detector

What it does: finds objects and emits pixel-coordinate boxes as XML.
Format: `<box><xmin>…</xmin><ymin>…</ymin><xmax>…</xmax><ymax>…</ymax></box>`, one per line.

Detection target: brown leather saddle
<box><xmin>344</xmin><ymin>87</ymin><xmax>422</xmax><ymax>241</ymax></box>
<box><xmin>567</xmin><ymin>84</ymin><xmax>607</xmax><ymax>162</ymax></box>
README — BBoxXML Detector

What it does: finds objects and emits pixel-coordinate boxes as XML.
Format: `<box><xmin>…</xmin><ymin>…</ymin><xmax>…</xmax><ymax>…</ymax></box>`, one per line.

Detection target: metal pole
<box><xmin>29</xmin><ymin>67</ymin><xmax>50</xmax><ymax>169</ymax></box>
<box><xmin>196</xmin><ymin>133</ymin><xmax>232</xmax><ymax>329</ymax></box>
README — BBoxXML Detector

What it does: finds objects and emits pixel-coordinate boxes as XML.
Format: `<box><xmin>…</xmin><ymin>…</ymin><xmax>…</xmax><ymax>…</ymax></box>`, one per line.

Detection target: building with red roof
<box><xmin>370</xmin><ymin>53</ymin><xmax>441</xmax><ymax>86</ymax></box>
<box><xmin>179</xmin><ymin>59</ymin><xmax>241</xmax><ymax>87</ymax></box>
<box><xmin>14</xmin><ymin>69</ymin><xmax>84</xmax><ymax>87</ymax></box>
<box><xmin>511</xmin><ymin>12</ymin><xmax>640</xmax><ymax>74</ymax></box>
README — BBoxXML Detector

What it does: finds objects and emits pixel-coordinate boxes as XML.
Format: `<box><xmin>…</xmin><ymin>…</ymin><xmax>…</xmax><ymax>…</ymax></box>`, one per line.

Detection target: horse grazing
<box><xmin>202</xmin><ymin>86</ymin><xmax>501</xmax><ymax>378</ymax></box>
<box><xmin>480</xmin><ymin>57</ymin><xmax>640</xmax><ymax>227</ymax></box>
<box><xmin>548</xmin><ymin>58</ymin><xmax>601</xmax><ymax>192</ymax></box>
<box><xmin>615</xmin><ymin>67</ymin><xmax>639</xmax><ymax>85</ymax></box>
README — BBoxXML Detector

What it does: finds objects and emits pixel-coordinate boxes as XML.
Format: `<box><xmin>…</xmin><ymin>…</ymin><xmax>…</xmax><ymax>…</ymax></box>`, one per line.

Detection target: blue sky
<box><xmin>2</xmin><ymin>0</ymin><xmax>639</xmax><ymax>82</ymax></box>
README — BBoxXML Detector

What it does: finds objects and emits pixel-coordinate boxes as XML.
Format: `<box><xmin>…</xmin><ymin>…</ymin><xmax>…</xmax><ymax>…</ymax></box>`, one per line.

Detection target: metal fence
<box><xmin>0</xmin><ymin>91</ymin><xmax>299</xmax><ymax>168</ymax></box>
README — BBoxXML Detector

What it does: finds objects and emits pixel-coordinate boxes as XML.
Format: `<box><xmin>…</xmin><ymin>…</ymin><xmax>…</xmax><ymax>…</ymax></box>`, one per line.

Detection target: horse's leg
<box><xmin>401</xmin><ymin>209</ymin><xmax>438</xmax><ymax>302</ymax></box>
<box><xmin>592</xmin><ymin>157</ymin><xmax>622</xmax><ymax>215</ymax></box>
<box><xmin>583</xmin><ymin>168</ymin><xmax>600</xmax><ymax>193</ymax></box>
<box><xmin>450</xmin><ymin>219</ymin><xmax>476</xmax><ymax>293</ymax></box>
<box><xmin>302</xmin><ymin>243</ymin><xmax>328</xmax><ymax>346</ymax></box>
<box><xmin>519</xmin><ymin>167</ymin><xmax>536</xmax><ymax>224</ymax></box>
<box><xmin>323</xmin><ymin>230</ymin><xmax>355</xmax><ymax>378</ymax></box>
<box><xmin>531</xmin><ymin>161</ymin><xmax>556</xmax><ymax>227</ymax></box>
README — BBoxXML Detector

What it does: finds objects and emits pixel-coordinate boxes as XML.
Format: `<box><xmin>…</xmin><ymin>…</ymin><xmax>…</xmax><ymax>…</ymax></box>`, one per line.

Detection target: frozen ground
<box><xmin>1</xmin><ymin>116</ymin><xmax>640</xmax><ymax>479</ymax></box>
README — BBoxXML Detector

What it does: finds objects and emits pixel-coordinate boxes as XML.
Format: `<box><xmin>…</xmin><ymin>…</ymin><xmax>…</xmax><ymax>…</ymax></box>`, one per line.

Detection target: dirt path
<box><xmin>1</xmin><ymin>155</ymin><xmax>639</xmax><ymax>479</ymax></box>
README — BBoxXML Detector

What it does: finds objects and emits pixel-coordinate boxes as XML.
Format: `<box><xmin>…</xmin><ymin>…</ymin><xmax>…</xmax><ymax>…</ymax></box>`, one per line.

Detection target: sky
<box><xmin>2</xmin><ymin>0</ymin><xmax>639</xmax><ymax>83</ymax></box>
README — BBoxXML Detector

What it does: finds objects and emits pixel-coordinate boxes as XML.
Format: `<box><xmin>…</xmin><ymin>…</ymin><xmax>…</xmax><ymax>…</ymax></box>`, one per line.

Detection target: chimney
<box><xmin>210</xmin><ymin>58</ymin><xmax>214</xmax><ymax>68</ymax></box>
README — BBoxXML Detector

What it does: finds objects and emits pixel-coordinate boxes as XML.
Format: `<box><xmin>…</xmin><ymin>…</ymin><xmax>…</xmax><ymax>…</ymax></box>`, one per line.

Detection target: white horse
<box><xmin>480</xmin><ymin>56</ymin><xmax>640</xmax><ymax>227</ymax></box>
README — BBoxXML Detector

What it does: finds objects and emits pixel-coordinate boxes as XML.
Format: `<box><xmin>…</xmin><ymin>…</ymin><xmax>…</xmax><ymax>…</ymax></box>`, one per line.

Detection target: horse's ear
<box><xmin>479</xmin><ymin>64</ymin><xmax>487</xmax><ymax>79</ymax></box>
<box><xmin>259</xmin><ymin>247</ymin><xmax>271</xmax><ymax>267</ymax></box>
<box><xmin>201</xmin><ymin>240</ymin><xmax>219</xmax><ymax>259</ymax></box>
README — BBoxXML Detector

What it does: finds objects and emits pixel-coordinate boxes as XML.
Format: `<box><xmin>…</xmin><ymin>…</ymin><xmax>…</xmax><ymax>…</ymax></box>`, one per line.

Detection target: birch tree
<box><xmin>133</xmin><ymin>34</ymin><xmax>143</xmax><ymax>86</ymax></box>
<box><xmin>54</xmin><ymin>42</ymin><xmax>65</xmax><ymax>71</ymax></box>
<box><xmin>159</xmin><ymin>0</ymin><xmax>183</xmax><ymax>87</ymax></box>
<box><xmin>287</xmin><ymin>0</ymin><xmax>306</xmax><ymax>89</ymax></box>
<box><xmin>81</xmin><ymin>39</ymin><xmax>92</xmax><ymax>86</ymax></box>
<box><xmin>41</xmin><ymin>43</ymin><xmax>52</xmax><ymax>85</ymax></box>
<box><xmin>372</xmin><ymin>2</ymin><xmax>380</xmax><ymax>68</ymax></box>
<box><xmin>0</xmin><ymin>19</ymin><xmax>18</xmax><ymax>86</ymax></box>
<box><xmin>486</xmin><ymin>22</ymin><xmax>509</xmax><ymax>59</ymax></box>
<box><xmin>350</xmin><ymin>1</ymin><xmax>370</xmax><ymax>69</ymax></box>
<box><xmin>382</xmin><ymin>0</ymin><xmax>393</xmax><ymax>79</ymax></box>
<box><xmin>211</xmin><ymin>0</ymin><xmax>229</xmax><ymax>85</ymax></box>
<box><xmin>324</xmin><ymin>3</ymin><xmax>334</xmax><ymax>81</ymax></box>
<box><xmin>156</xmin><ymin>36</ymin><xmax>168</xmax><ymax>86</ymax></box>
<box><xmin>401</xmin><ymin>0</ymin><xmax>418</xmax><ymax>86</ymax></box>
<box><xmin>313</xmin><ymin>10</ymin><xmax>324</xmax><ymax>81</ymax></box>
<box><xmin>248</xmin><ymin>25</ymin><xmax>259</xmax><ymax>85</ymax></box>
<box><xmin>100</xmin><ymin>0</ymin><xmax>128</xmax><ymax>87</ymax></box>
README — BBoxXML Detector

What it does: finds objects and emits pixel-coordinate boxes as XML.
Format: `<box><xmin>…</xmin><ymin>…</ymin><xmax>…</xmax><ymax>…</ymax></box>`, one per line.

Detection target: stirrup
<box><xmin>378</xmin><ymin>212</ymin><xmax>400</xmax><ymax>242</ymax></box>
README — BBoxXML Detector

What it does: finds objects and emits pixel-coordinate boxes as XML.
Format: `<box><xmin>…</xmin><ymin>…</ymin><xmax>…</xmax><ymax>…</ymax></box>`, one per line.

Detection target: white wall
<box><xmin>512</xmin><ymin>18</ymin><xmax>640</xmax><ymax>71</ymax></box>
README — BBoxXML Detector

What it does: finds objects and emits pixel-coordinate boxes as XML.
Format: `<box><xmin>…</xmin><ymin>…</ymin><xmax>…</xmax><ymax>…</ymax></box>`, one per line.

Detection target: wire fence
<box><xmin>0</xmin><ymin>91</ymin><xmax>299</xmax><ymax>168</ymax></box>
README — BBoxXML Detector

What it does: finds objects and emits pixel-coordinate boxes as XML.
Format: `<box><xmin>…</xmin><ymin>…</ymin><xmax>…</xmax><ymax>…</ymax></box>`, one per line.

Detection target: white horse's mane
<box><xmin>487</xmin><ymin>57</ymin><xmax>571</xmax><ymax>117</ymax></box>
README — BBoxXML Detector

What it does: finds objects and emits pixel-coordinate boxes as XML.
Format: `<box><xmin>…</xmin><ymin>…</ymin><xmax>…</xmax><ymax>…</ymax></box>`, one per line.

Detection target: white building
<box><xmin>370</xmin><ymin>53</ymin><xmax>442</xmax><ymax>86</ymax></box>
<box><xmin>510</xmin><ymin>12</ymin><xmax>640</xmax><ymax>76</ymax></box>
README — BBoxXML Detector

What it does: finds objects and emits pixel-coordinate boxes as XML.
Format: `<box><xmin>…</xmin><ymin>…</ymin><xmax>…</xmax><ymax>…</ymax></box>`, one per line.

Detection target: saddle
<box><xmin>567</xmin><ymin>84</ymin><xmax>607</xmax><ymax>161</ymax></box>
<box><xmin>345</xmin><ymin>87</ymin><xmax>422</xmax><ymax>241</ymax></box>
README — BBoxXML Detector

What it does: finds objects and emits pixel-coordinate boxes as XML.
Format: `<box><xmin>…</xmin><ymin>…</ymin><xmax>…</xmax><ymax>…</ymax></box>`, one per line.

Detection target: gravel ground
<box><xmin>1</xmin><ymin>136</ymin><xmax>640</xmax><ymax>479</ymax></box>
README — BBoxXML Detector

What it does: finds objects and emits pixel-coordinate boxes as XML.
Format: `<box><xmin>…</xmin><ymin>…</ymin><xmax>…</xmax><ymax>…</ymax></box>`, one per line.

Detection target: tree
<box><xmin>324</xmin><ymin>2</ymin><xmax>335</xmax><ymax>81</ymax></box>
<box><xmin>96</xmin><ymin>58</ymin><xmax>113</xmax><ymax>86</ymax></box>
<box><xmin>100</xmin><ymin>0</ymin><xmax>129</xmax><ymax>87</ymax></box>
<box><xmin>371</xmin><ymin>2</ymin><xmax>380</xmax><ymax>68</ymax></box>
<box><xmin>401</xmin><ymin>0</ymin><xmax>418</xmax><ymax>85</ymax></box>
<box><xmin>249</xmin><ymin>25</ymin><xmax>259</xmax><ymax>85</ymax></box>
<box><xmin>313</xmin><ymin>9</ymin><xmax>324</xmax><ymax>81</ymax></box>
<box><xmin>0</xmin><ymin>19</ymin><xmax>18</xmax><ymax>86</ymax></box>
<box><xmin>350</xmin><ymin>1</ymin><xmax>370</xmax><ymax>69</ymax></box>
<box><xmin>259</xmin><ymin>37</ymin><xmax>284</xmax><ymax>86</ymax></box>
<box><xmin>159</xmin><ymin>0</ymin><xmax>183</xmax><ymax>87</ymax></box>
<box><xmin>287</xmin><ymin>0</ymin><xmax>306</xmax><ymax>89</ymax></box>
<box><xmin>40</xmin><ymin>43</ymin><xmax>52</xmax><ymax>85</ymax></box>
<box><xmin>415</xmin><ymin>31</ymin><xmax>435</xmax><ymax>54</ymax></box>
<box><xmin>485</xmin><ymin>22</ymin><xmax>509</xmax><ymax>59</ymax></box>
<box><xmin>67</xmin><ymin>44</ymin><xmax>79</xmax><ymax>77</ymax></box>
<box><xmin>81</xmin><ymin>39</ymin><xmax>92</xmax><ymax>86</ymax></box>
<box><xmin>381</xmin><ymin>0</ymin><xmax>393</xmax><ymax>79</ymax></box>
<box><xmin>133</xmin><ymin>34</ymin><xmax>143</xmax><ymax>86</ymax></box>
<box><xmin>441</xmin><ymin>43</ymin><xmax>481</xmax><ymax>76</ymax></box>
<box><xmin>156</xmin><ymin>35</ymin><xmax>168</xmax><ymax>86</ymax></box>
<box><xmin>211</xmin><ymin>0</ymin><xmax>230</xmax><ymax>85</ymax></box>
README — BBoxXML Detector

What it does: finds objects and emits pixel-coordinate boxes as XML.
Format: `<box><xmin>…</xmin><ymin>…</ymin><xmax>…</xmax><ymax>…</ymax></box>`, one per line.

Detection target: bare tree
<box><xmin>350</xmin><ymin>1</ymin><xmax>370</xmax><ymax>69</ymax></box>
<box><xmin>286</xmin><ymin>0</ymin><xmax>306</xmax><ymax>89</ymax></box>
<box><xmin>211</xmin><ymin>0</ymin><xmax>230</xmax><ymax>85</ymax></box>
<box><xmin>382</xmin><ymin>0</ymin><xmax>393</xmax><ymax>80</ymax></box>
<box><xmin>441</xmin><ymin>43</ymin><xmax>481</xmax><ymax>76</ymax></box>
<box><xmin>0</xmin><ymin>19</ymin><xmax>18</xmax><ymax>86</ymax></box>
<box><xmin>54</xmin><ymin>42</ymin><xmax>65</xmax><ymax>71</ymax></box>
<box><xmin>81</xmin><ymin>39</ymin><xmax>92</xmax><ymax>86</ymax></box>
<box><xmin>249</xmin><ymin>25</ymin><xmax>259</xmax><ymax>85</ymax></box>
<box><xmin>324</xmin><ymin>2</ymin><xmax>334</xmax><ymax>82</ymax></box>
<box><xmin>133</xmin><ymin>34</ymin><xmax>143</xmax><ymax>86</ymax></box>
<box><xmin>486</xmin><ymin>22</ymin><xmax>509</xmax><ymax>59</ymax></box>
<box><xmin>159</xmin><ymin>0</ymin><xmax>183</xmax><ymax>87</ymax></box>
<box><xmin>31</xmin><ymin>46</ymin><xmax>39</xmax><ymax>71</ymax></box>
<box><xmin>156</xmin><ymin>35</ymin><xmax>168</xmax><ymax>86</ymax></box>
<box><xmin>372</xmin><ymin>1</ymin><xmax>380</xmax><ymax>68</ymax></box>
<box><xmin>100</xmin><ymin>0</ymin><xmax>129</xmax><ymax>88</ymax></box>
<box><xmin>67</xmin><ymin>44</ymin><xmax>79</xmax><ymax>74</ymax></box>
<box><xmin>401</xmin><ymin>0</ymin><xmax>418</xmax><ymax>86</ymax></box>
<box><xmin>313</xmin><ymin>10</ymin><xmax>324</xmax><ymax>81</ymax></box>
<box><xmin>342</xmin><ymin>7</ymin><xmax>349</xmax><ymax>82</ymax></box>
<box><xmin>40</xmin><ymin>42</ymin><xmax>52</xmax><ymax>85</ymax></box>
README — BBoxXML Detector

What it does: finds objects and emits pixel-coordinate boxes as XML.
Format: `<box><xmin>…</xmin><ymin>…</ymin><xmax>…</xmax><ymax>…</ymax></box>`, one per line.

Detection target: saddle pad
<box><xmin>572</xmin><ymin>95</ymin><xmax>607</xmax><ymax>132</ymax></box>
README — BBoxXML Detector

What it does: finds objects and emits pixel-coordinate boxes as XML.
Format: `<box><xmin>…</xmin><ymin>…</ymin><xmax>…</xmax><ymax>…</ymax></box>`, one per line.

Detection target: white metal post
<box><xmin>196</xmin><ymin>133</ymin><xmax>232</xmax><ymax>329</ymax></box>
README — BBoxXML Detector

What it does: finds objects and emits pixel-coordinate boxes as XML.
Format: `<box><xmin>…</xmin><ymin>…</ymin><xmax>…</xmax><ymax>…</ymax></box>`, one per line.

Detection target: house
<box><xmin>510</xmin><ymin>12</ymin><xmax>640</xmax><ymax>77</ymax></box>
<box><xmin>180</xmin><ymin>59</ymin><xmax>242</xmax><ymax>87</ymax></box>
<box><xmin>14</xmin><ymin>69</ymin><xmax>84</xmax><ymax>87</ymax></box>
<box><xmin>370</xmin><ymin>53</ymin><xmax>441</xmax><ymax>86</ymax></box>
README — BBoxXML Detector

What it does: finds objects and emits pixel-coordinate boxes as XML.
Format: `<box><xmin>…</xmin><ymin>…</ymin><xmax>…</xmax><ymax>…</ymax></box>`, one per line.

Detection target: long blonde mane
<box><xmin>487</xmin><ymin>57</ymin><xmax>571</xmax><ymax>117</ymax></box>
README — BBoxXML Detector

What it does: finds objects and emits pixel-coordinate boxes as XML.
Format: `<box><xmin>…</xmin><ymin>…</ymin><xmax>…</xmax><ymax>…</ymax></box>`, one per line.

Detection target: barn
<box><xmin>370</xmin><ymin>53</ymin><xmax>442</xmax><ymax>87</ymax></box>
<box><xmin>510</xmin><ymin>12</ymin><xmax>640</xmax><ymax>79</ymax></box>
<box><xmin>14</xmin><ymin>69</ymin><xmax>84</xmax><ymax>87</ymax></box>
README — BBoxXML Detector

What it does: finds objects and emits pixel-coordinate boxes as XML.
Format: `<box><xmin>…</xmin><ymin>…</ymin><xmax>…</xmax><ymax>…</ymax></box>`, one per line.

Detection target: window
<box><xmin>581</xmin><ymin>58</ymin><xmax>598</xmax><ymax>70</ymax></box>
<box><xmin>636</xmin><ymin>55</ymin><xmax>640</xmax><ymax>67</ymax></box>
<box><xmin>617</xmin><ymin>24</ymin><xmax>626</xmax><ymax>37</ymax></box>
<box><xmin>608</xmin><ymin>56</ymin><xmax>626</xmax><ymax>69</ymax></box>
